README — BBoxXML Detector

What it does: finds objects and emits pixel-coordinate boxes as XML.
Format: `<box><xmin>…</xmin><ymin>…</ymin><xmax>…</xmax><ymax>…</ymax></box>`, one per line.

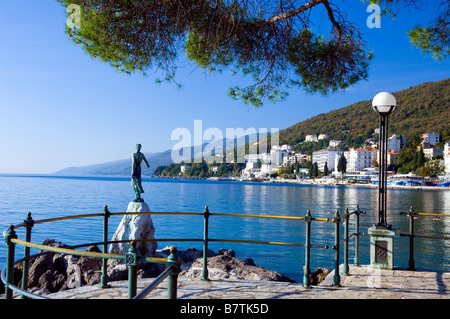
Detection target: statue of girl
<box><xmin>131</xmin><ymin>144</ymin><xmax>149</xmax><ymax>202</ymax></box>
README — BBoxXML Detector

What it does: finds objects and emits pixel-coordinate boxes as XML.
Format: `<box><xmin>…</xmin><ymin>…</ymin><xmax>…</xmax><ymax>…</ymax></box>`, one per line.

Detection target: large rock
<box><xmin>21</xmin><ymin>240</ymin><xmax>296</xmax><ymax>295</ymax></box>
<box><xmin>156</xmin><ymin>246</ymin><xmax>217</xmax><ymax>271</ymax></box>
<box><xmin>310</xmin><ymin>267</ymin><xmax>331</xmax><ymax>285</ymax></box>
<box><xmin>26</xmin><ymin>239</ymin><xmax>72</xmax><ymax>292</ymax></box>
<box><xmin>180</xmin><ymin>253</ymin><xmax>296</xmax><ymax>283</ymax></box>
<box><xmin>109</xmin><ymin>201</ymin><xmax>157</xmax><ymax>256</ymax></box>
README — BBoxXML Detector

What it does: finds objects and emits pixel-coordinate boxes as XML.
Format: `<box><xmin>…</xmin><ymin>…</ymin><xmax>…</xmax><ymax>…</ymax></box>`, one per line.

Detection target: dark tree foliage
<box><xmin>57</xmin><ymin>0</ymin><xmax>388</xmax><ymax>106</ymax></box>
<box><xmin>58</xmin><ymin>0</ymin><xmax>448</xmax><ymax>106</ymax></box>
<box><xmin>337</xmin><ymin>153</ymin><xmax>347</xmax><ymax>173</ymax></box>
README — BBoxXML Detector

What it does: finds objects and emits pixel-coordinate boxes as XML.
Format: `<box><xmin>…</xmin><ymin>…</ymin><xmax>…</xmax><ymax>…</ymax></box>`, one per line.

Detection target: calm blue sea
<box><xmin>1</xmin><ymin>174</ymin><xmax>449</xmax><ymax>282</ymax></box>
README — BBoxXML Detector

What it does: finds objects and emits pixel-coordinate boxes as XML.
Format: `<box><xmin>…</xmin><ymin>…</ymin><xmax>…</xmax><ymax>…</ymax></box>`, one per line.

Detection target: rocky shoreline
<box><xmin>1</xmin><ymin>239</ymin><xmax>332</xmax><ymax>297</ymax></box>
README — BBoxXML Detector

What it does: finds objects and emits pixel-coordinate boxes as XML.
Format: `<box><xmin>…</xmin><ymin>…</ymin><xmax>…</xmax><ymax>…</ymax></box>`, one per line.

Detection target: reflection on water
<box><xmin>0</xmin><ymin>175</ymin><xmax>449</xmax><ymax>282</ymax></box>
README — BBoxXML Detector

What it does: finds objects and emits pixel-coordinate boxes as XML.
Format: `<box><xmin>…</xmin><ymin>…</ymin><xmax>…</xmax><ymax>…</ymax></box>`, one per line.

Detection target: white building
<box><xmin>180</xmin><ymin>164</ymin><xmax>191</xmax><ymax>173</ymax></box>
<box><xmin>423</xmin><ymin>147</ymin><xmax>444</xmax><ymax>160</ymax></box>
<box><xmin>422</xmin><ymin>133</ymin><xmax>440</xmax><ymax>146</ymax></box>
<box><xmin>282</xmin><ymin>155</ymin><xmax>296</xmax><ymax>167</ymax></box>
<box><xmin>281</xmin><ymin>153</ymin><xmax>308</xmax><ymax>167</ymax></box>
<box><xmin>387</xmin><ymin>134</ymin><xmax>406</xmax><ymax>152</ymax></box>
<box><xmin>243</xmin><ymin>149</ymin><xmax>284</xmax><ymax>178</ymax></box>
<box><xmin>344</xmin><ymin>148</ymin><xmax>374</xmax><ymax>172</ymax></box>
<box><xmin>444</xmin><ymin>143</ymin><xmax>450</xmax><ymax>174</ymax></box>
<box><xmin>329</xmin><ymin>140</ymin><xmax>344</xmax><ymax>148</ymax></box>
<box><xmin>272</xmin><ymin>150</ymin><xmax>288</xmax><ymax>165</ymax></box>
<box><xmin>318</xmin><ymin>134</ymin><xmax>329</xmax><ymax>140</ymax></box>
<box><xmin>280</xmin><ymin>144</ymin><xmax>293</xmax><ymax>151</ymax></box>
<box><xmin>305</xmin><ymin>135</ymin><xmax>318</xmax><ymax>142</ymax></box>
<box><xmin>312</xmin><ymin>148</ymin><xmax>343</xmax><ymax>173</ymax></box>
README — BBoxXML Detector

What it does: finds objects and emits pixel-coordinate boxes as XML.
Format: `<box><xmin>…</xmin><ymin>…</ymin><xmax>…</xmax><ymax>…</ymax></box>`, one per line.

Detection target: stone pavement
<box><xmin>41</xmin><ymin>265</ymin><xmax>449</xmax><ymax>299</ymax></box>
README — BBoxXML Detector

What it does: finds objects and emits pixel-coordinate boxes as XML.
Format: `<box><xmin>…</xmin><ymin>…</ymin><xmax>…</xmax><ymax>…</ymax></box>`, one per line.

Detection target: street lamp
<box><xmin>372</xmin><ymin>92</ymin><xmax>396</xmax><ymax>229</ymax></box>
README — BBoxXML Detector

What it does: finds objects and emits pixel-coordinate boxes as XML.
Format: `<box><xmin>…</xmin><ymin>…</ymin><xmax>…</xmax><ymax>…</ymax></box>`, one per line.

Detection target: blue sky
<box><xmin>0</xmin><ymin>1</ymin><xmax>449</xmax><ymax>174</ymax></box>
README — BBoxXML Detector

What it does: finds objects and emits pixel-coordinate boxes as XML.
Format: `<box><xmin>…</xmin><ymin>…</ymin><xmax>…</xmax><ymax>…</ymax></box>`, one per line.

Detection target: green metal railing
<box><xmin>199</xmin><ymin>207</ymin><xmax>330</xmax><ymax>288</ymax></box>
<box><xmin>100</xmin><ymin>206</ymin><xmax>333</xmax><ymax>288</ymax></box>
<box><xmin>2</xmin><ymin>207</ymin><xmax>182</xmax><ymax>300</ymax></box>
<box><xmin>399</xmin><ymin>207</ymin><xmax>450</xmax><ymax>270</ymax></box>
<box><xmin>2</xmin><ymin>204</ymin><xmax>365</xmax><ymax>299</ymax></box>
<box><xmin>330</xmin><ymin>206</ymin><xmax>366</xmax><ymax>286</ymax></box>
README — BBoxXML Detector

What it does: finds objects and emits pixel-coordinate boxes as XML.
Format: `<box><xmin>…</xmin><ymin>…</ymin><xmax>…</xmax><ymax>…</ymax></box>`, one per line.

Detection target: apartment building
<box><xmin>445</xmin><ymin>143</ymin><xmax>450</xmax><ymax>174</ymax></box>
<box><xmin>422</xmin><ymin>133</ymin><xmax>440</xmax><ymax>146</ymax></box>
<box><xmin>344</xmin><ymin>148</ymin><xmax>374</xmax><ymax>172</ymax></box>
<box><xmin>387</xmin><ymin>134</ymin><xmax>406</xmax><ymax>152</ymax></box>
<box><xmin>312</xmin><ymin>148</ymin><xmax>343</xmax><ymax>172</ymax></box>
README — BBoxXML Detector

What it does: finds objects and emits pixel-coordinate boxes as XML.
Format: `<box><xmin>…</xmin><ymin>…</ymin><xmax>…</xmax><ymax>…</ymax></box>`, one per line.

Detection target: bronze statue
<box><xmin>131</xmin><ymin>144</ymin><xmax>149</xmax><ymax>202</ymax></box>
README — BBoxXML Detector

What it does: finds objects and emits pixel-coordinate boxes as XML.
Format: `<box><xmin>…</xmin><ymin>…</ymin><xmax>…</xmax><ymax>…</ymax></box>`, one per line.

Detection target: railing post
<box><xmin>126</xmin><ymin>241</ymin><xmax>138</xmax><ymax>299</ymax></box>
<box><xmin>101</xmin><ymin>205</ymin><xmax>110</xmax><ymax>288</ymax></box>
<box><xmin>166</xmin><ymin>246</ymin><xmax>181</xmax><ymax>299</ymax></box>
<box><xmin>408</xmin><ymin>206</ymin><xmax>416</xmax><ymax>271</ymax></box>
<box><xmin>5</xmin><ymin>225</ymin><xmax>17</xmax><ymax>299</ymax></box>
<box><xmin>354</xmin><ymin>206</ymin><xmax>361</xmax><ymax>267</ymax></box>
<box><xmin>303</xmin><ymin>210</ymin><xmax>312</xmax><ymax>288</ymax></box>
<box><xmin>20</xmin><ymin>212</ymin><xmax>34</xmax><ymax>298</ymax></box>
<box><xmin>332</xmin><ymin>211</ymin><xmax>341</xmax><ymax>287</ymax></box>
<box><xmin>201</xmin><ymin>206</ymin><xmax>210</xmax><ymax>281</ymax></box>
<box><xmin>343</xmin><ymin>208</ymin><xmax>349</xmax><ymax>276</ymax></box>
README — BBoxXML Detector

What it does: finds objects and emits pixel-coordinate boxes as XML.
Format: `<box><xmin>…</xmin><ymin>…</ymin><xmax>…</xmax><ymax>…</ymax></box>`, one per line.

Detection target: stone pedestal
<box><xmin>368</xmin><ymin>226</ymin><xmax>395</xmax><ymax>269</ymax></box>
<box><xmin>109</xmin><ymin>201</ymin><xmax>157</xmax><ymax>256</ymax></box>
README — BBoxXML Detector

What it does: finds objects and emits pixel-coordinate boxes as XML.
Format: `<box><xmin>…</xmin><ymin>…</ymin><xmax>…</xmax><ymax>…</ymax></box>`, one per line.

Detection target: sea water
<box><xmin>0</xmin><ymin>175</ymin><xmax>449</xmax><ymax>282</ymax></box>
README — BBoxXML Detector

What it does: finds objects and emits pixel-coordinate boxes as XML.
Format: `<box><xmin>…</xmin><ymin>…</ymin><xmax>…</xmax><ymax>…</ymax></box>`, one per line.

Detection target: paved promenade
<box><xmin>41</xmin><ymin>265</ymin><xmax>449</xmax><ymax>299</ymax></box>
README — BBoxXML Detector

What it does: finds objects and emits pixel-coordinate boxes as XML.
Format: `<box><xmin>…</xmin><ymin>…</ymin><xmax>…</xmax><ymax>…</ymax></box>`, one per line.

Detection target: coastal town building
<box><xmin>312</xmin><ymin>147</ymin><xmax>343</xmax><ymax>173</ymax></box>
<box><xmin>329</xmin><ymin>140</ymin><xmax>344</xmax><ymax>148</ymax></box>
<box><xmin>271</xmin><ymin>144</ymin><xmax>293</xmax><ymax>152</ymax></box>
<box><xmin>344</xmin><ymin>148</ymin><xmax>374</xmax><ymax>172</ymax></box>
<box><xmin>271</xmin><ymin>149</ymin><xmax>289</xmax><ymax>165</ymax></box>
<box><xmin>422</xmin><ymin>133</ymin><xmax>440</xmax><ymax>146</ymax></box>
<box><xmin>444</xmin><ymin>143</ymin><xmax>450</xmax><ymax>174</ymax></box>
<box><xmin>239</xmin><ymin>132</ymin><xmax>449</xmax><ymax>180</ymax></box>
<box><xmin>210</xmin><ymin>166</ymin><xmax>218</xmax><ymax>174</ymax></box>
<box><xmin>423</xmin><ymin>147</ymin><xmax>444</xmax><ymax>160</ymax></box>
<box><xmin>282</xmin><ymin>153</ymin><xmax>308</xmax><ymax>167</ymax></box>
<box><xmin>387</xmin><ymin>152</ymin><xmax>399</xmax><ymax>166</ymax></box>
<box><xmin>305</xmin><ymin>135</ymin><xmax>318</xmax><ymax>142</ymax></box>
<box><xmin>242</xmin><ymin>144</ymin><xmax>296</xmax><ymax>178</ymax></box>
<box><xmin>180</xmin><ymin>164</ymin><xmax>191</xmax><ymax>173</ymax></box>
<box><xmin>387</xmin><ymin>134</ymin><xmax>406</xmax><ymax>152</ymax></box>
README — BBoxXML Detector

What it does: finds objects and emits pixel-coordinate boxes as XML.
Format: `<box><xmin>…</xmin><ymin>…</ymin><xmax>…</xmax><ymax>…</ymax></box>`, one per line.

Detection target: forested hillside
<box><xmin>279</xmin><ymin>78</ymin><xmax>450</xmax><ymax>149</ymax></box>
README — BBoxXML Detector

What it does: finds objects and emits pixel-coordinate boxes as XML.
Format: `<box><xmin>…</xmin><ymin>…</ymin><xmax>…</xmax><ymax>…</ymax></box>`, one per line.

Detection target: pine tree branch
<box><xmin>264</xmin><ymin>0</ymin><xmax>323</xmax><ymax>24</ymax></box>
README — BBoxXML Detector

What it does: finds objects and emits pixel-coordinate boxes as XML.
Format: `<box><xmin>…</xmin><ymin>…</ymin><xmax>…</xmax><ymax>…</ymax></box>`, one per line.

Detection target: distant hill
<box><xmin>54</xmin><ymin>150</ymin><xmax>173</xmax><ymax>176</ymax></box>
<box><xmin>53</xmin><ymin>137</ymin><xmax>246</xmax><ymax>176</ymax></box>
<box><xmin>279</xmin><ymin>78</ymin><xmax>450</xmax><ymax>147</ymax></box>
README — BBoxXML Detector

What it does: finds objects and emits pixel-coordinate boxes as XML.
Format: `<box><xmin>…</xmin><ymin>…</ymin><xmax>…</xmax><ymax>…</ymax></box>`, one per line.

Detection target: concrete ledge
<box><xmin>9</xmin><ymin>265</ymin><xmax>445</xmax><ymax>299</ymax></box>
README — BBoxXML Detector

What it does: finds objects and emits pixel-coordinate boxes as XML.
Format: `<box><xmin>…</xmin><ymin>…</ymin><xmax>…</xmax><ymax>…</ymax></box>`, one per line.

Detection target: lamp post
<box><xmin>368</xmin><ymin>92</ymin><xmax>397</xmax><ymax>270</ymax></box>
<box><xmin>372</xmin><ymin>92</ymin><xmax>396</xmax><ymax>229</ymax></box>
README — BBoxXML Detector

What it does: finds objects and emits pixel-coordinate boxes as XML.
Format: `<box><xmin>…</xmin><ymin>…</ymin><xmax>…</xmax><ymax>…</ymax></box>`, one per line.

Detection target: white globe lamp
<box><xmin>372</xmin><ymin>92</ymin><xmax>396</xmax><ymax>115</ymax></box>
